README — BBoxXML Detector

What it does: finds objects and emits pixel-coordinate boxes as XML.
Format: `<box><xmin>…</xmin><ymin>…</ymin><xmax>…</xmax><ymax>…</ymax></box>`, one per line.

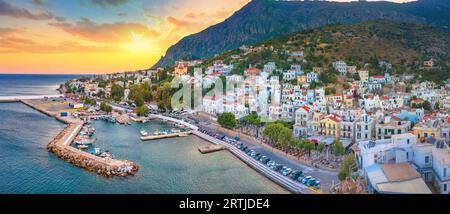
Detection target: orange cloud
<box><xmin>0</xmin><ymin>0</ymin><xmax>65</xmax><ymax>21</ymax></box>
<box><xmin>49</xmin><ymin>18</ymin><xmax>160</xmax><ymax>43</ymax></box>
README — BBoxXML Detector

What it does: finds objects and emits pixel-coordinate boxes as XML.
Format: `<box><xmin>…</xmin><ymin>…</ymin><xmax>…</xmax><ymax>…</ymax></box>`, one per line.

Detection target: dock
<box><xmin>140</xmin><ymin>131</ymin><xmax>193</xmax><ymax>141</ymax></box>
<box><xmin>198</xmin><ymin>145</ymin><xmax>225</xmax><ymax>154</ymax></box>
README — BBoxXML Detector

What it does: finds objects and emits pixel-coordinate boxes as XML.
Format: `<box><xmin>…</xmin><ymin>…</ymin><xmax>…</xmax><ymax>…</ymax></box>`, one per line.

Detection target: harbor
<box><xmin>0</xmin><ymin>96</ymin><xmax>139</xmax><ymax>177</ymax></box>
<box><xmin>0</xmin><ymin>101</ymin><xmax>288</xmax><ymax>194</ymax></box>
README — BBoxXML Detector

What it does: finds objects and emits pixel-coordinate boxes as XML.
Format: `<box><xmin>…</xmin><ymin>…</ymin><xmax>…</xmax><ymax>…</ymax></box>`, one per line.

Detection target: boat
<box><xmin>178</xmin><ymin>132</ymin><xmax>189</xmax><ymax>137</ymax></box>
<box><xmin>100</xmin><ymin>151</ymin><xmax>114</xmax><ymax>159</ymax></box>
<box><xmin>92</xmin><ymin>147</ymin><xmax>102</xmax><ymax>155</ymax></box>
<box><xmin>77</xmin><ymin>145</ymin><xmax>88</xmax><ymax>149</ymax></box>
<box><xmin>140</xmin><ymin>130</ymin><xmax>149</xmax><ymax>136</ymax></box>
<box><xmin>153</xmin><ymin>129</ymin><xmax>161</xmax><ymax>135</ymax></box>
<box><xmin>171</xmin><ymin>128</ymin><xmax>181</xmax><ymax>133</ymax></box>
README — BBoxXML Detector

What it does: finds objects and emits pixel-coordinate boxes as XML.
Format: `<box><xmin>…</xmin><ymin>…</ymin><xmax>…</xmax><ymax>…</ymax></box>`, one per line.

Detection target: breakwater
<box><xmin>47</xmin><ymin>123</ymin><xmax>139</xmax><ymax>177</ymax></box>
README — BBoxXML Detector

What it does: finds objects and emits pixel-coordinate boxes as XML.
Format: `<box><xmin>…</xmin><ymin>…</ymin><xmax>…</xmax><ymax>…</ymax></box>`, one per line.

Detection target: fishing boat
<box><xmin>171</xmin><ymin>128</ymin><xmax>181</xmax><ymax>133</ymax></box>
<box><xmin>140</xmin><ymin>130</ymin><xmax>149</xmax><ymax>136</ymax></box>
<box><xmin>178</xmin><ymin>132</ymin><xmax>189</xmax><ymax>137</ymax></box>
<box><xmin>100</xmin><ymin>151</ymin><xmax>114</xmax><ymax>159</ymax></box>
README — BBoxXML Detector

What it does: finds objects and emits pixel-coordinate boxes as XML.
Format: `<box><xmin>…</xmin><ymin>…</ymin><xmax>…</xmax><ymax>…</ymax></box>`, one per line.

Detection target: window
<box><xmin>407</xmin><ymin>139</ymin><xmax>410</xmax><ymax>144</ymax></box>
<box><xmin>444</xmin><ymin>184</ymin><xmax>447</xmax><ymax>193</ymax></box>
<box><xmin>365</xmin><ymin>125</ymin><xmax>368</xmax><ymax>130</ymax></box>
<box><xmin>425</xmin><ymin>156</ymin><xmax>430</xmax><ymax>164</ymax></box>
<box><xmin>444</xmin><ymin>168</ymin><xmax>447</xmax><ymax>178</ymax></box>
<box><xmin>406</xmin><ymin>152</ymin><xmax>409</xmax><ymax>160</ymax></box>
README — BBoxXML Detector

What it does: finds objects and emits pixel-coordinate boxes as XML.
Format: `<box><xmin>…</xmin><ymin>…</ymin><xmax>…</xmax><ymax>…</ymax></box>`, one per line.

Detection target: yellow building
<box><xmin>174</xmin><ymin>64</ymin><xmax>188</xmax><ymax>76</ymax></box>
<box><xmin>319</xmin><ymin>114</ymin><xmax>341</xmax><ymax>138</ymax></box>
<box><xmin>412</xmin><ymin>122</ymin><xmax>441</xmax><ymax>141</ymax></box>
<box><xmin>297</xmin><ymin>75</ymin><xmax>307</xmax><ymax>84</ymax></box>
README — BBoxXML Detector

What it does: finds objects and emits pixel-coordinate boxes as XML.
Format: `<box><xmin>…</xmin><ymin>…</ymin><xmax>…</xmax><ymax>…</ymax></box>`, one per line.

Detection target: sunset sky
<box><xmin>0</xmin><ymin>0</ymin><xmax>414</xmax><ymax>74</ymax></box>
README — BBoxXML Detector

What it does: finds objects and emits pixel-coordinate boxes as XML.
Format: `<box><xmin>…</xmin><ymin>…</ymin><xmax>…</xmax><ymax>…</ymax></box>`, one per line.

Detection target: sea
<box><xmin>0</xmin><ymin>74</ymin><xmax>288</xmax><ymax>194</ymax></box>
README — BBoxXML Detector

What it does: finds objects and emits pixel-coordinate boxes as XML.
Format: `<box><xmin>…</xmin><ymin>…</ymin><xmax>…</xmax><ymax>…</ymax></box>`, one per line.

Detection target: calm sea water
<box><xmin>0</xmin><ymin>74</ymin><xmax>83</xmax><ymax>96</ymax></box>
<box><xmin>0</xmin><ymin>75</ymin><xmax>288</xmax><ymax>194</ymax></box>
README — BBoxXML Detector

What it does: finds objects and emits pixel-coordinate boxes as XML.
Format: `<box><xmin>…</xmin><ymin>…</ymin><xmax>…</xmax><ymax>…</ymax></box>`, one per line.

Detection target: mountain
<box><xmin>209</xmin><ymin>20</ymin><xmax>450</xmax><ymax>84</ymax></box>
<box><xmin>152</xmin><ymin>0</ymin><xmax>450</xmax><ymax>68</ymax></box>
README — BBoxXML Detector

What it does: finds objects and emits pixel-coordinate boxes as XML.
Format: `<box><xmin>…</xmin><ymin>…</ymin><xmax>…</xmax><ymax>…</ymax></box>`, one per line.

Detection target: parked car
<box><xmin>312</xmin><ymin>181</ymin><xmax>321</xmax><ymax>190</ymax></box>
<box><xmin>266</xmin><ymin>160</ymin><xmax>275</xmax><ymax>167</ymax></box>
<box><xmin>306</xmin><ymin>178</ymin><xmax>317</xmax><ymax>187</ymax></box>
<box><xmin>282</xmin><ymin>168</ymin><xmax>292</xmax><ymax>176</ymax></box>
<box><xmin>302</xmin><ymin>176</ymin><xmax>313</xmax><ymax>184</ymax></box>
<box><xmin>262</xmin><ymin>158</ymin><xmax>271</xmax><ymax>164</ymax></box>
<box><xmin>290</xmin><ymin>171</ymin><xmax>302</xmax><ymax>180</ymax></box>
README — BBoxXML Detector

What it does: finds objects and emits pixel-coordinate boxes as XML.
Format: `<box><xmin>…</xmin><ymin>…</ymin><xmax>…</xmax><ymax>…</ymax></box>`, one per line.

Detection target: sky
<box><xmin>0</xmin><ymin>0</ymin><xmax>415</xmax><ymax>74</ymax></box>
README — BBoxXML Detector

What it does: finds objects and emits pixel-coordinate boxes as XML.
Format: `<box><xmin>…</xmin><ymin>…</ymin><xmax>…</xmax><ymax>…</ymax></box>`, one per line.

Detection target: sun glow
<box><xmin>125</xmin><ymin>33</ymin><xmax>154</xmax><ymax>54</ymax></box>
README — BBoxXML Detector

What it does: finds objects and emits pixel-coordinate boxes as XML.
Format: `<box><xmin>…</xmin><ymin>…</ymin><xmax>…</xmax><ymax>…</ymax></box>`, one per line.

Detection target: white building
<box><xmin>332</xmin><ymin>60</ymin><xmax>347</xmax><ymax>75</ymax></box>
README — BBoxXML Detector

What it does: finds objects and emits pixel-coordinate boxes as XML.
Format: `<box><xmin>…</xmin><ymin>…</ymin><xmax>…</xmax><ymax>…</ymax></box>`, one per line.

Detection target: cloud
<box><xmin>91</xmin><ymin>0</ymin><xmax>129</xmax><ymax>8</ymax></box>
<box><xmin>29</xmin><ymin>0</ymin><xmax>46</xmax><ymax>7</ymax></box>
<box><xmin>0</xmin><ymin>35</ymin><xmax>120</xmax><ymax>53</ymax></box>
<box><xmin>49</xmin><ymin>18</ymin><xmax>160</xmax><ymax>43</ymax></box>
<box><xmin>117</xmin><ymin>12</ymin><xmax>127</xmax><ymax>17</ymax></box>
<box><xmin>0</xmin><ymin>0</ymin><xmax>64</xmax><ymax>21</ymax></box>
<box><xmin>0</xmin><ymin>27</ymin><xmax>25</xmax><ymax>36</ymax></box>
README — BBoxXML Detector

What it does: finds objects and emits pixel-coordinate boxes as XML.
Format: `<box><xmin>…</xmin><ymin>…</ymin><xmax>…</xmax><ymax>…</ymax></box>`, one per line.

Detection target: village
<box><xmin>58</xmin><ymin>41</ymin><xmax>450</xmax><ymax>194</ymax></box>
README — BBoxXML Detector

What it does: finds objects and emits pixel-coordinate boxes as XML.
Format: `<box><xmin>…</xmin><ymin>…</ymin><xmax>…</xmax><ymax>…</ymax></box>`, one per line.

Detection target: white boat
<box><xmin>140</xmin><ymin>130</ymin><xmax>148</xmax><ymax>136</ymax></box>
<box><xmin>93</xmin><ymin>147</ymin><xmax>101</xmax><ymax>155</ymax></box>
<box><xmin>77</xmin><ymin>145</ymin><xmax>88</xmax><ymax>149</ymax></box>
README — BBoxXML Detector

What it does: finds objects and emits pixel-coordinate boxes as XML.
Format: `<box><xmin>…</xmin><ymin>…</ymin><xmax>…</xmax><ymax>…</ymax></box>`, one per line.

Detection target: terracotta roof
<box><xmin>391</xmin><ymin>116</ymin><xmax>401</xmax><ymax>122</ymax></box>
<box><xmin>381</xmin><ymin>163</ymin><xmax>421</xmax><ymax>182</ymax></box>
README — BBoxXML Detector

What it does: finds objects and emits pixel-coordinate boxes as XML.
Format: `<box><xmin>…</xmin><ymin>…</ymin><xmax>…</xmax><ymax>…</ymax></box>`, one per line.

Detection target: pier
<box><xmin>198</xmin><ymin>145</ymin><xmax>225</xmax><ymax>154</ymax></box>
<box><xmin>0</xmin><ymin>94</ymin><xmax>61</xmax><ymax>103</ymax></box>
<box><xmin>140</xmin><ymin>131</ymin><xmax>193</xmax><ymax>141</ymax></box>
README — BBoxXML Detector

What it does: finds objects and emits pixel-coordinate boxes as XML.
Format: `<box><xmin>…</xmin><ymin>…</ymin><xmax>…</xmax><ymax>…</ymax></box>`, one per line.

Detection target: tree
<box><xmin>218</xmin><ymin>112</ymin><xmax>237</xmax><ymax>129</ymax></box>
<box><xmin>333</xmin><ymin>140</ymin><xmax>345</xmax><ymax>156</ymax></box>
<box><xmin>325</xmin><ymin>87</ymin><xmax>337</xmax><ymax>95</ymax></box>
<box><xmin>317</xmin><ymin>142</ymin><xmax>326</xmax><ymax>153</ymax></box>
<box><xmin>156</xmin><ymin>82</ymin><xmax>174</xmax><ymax>111</ymax></box>
<box><xmin>263</xmin><ymin>123</ymin><xmax>285</xmax><ymax>144</ymax></box>
<box><xmin>100</xmin><ymin>102</ymin><xmax>112</xmax><ymax>114</ymax></box>
<box><xmin>134</xmin><ymin>94</ymin><xmax>144</xmax><ymax>107</ymax></box>
<box><xmin>338</xmin><ymin>155</ymin><xmax>356</xmax><ymax>181</ymax></box>
<box><xmin>111</xmin><ymin>84</ymin><xmax>124</xmax><ymax>102</ymax></box>
<box><xmin>136</xmin><ymin>105</ymin><xmax>149</xmax><ymax>116</ymax></box>
<box><xmin>304</xmin><ymin>142</ymin><xmax>314</xmax><ymax>157</ymax></box>
<box><xmin>277</xmin><ymin>127</ymin><xmax>293</xmax><ymax>147</ymax></box>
